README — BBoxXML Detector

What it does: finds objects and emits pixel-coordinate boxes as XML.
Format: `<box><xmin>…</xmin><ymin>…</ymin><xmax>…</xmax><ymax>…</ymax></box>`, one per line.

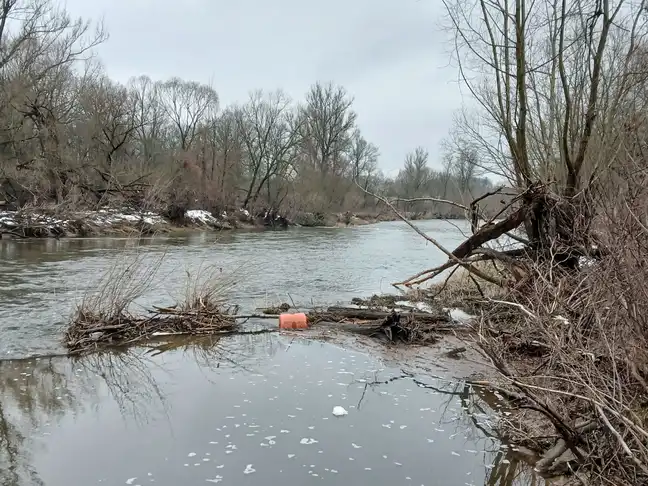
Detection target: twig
<box><xmin>388</xmin><ymin>196</ymin><xmax>469</xmax><ymax>212</ymax></box>
<box><xmin>356</xmin><ymin>182</ymin><xmax>506</xmax><ymax>287</ymax></box>
<box><xmin>484</xmin><ymin>299</ymin><xmax>538</xmax><ymax>320</ymax></box>
<box><xmin>596</xmin><ymin>405</ymin><xmax>648</xmax><ymax>477</ymax></box>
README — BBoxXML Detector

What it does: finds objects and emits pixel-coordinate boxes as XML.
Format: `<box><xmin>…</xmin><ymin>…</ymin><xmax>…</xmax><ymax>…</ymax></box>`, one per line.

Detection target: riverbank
<box><xmin>0</xmin><ymin>206</ymin><xmax>456</xmax><ymax>239</ymax></box>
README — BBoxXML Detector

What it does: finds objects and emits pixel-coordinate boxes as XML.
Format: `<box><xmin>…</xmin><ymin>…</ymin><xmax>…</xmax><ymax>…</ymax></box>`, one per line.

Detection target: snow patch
<box><xmin>185</xmin><ymin>209</ymin><xmax>220</xmax><ymax>225</ymax></box>
<box><xmin>448</xmin><ymin>308</ymin><xmax>476</xmax><ymax>323</ymax></box>
<box><xmin>0</xmin><ymin>208</ymin><xmax>166</xmax><ymax>233</ymax></box>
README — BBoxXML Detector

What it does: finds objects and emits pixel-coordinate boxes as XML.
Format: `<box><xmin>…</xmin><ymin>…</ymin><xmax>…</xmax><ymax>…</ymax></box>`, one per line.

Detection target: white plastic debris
<box><xmin>332</xmin><ymin>406</ymin><xmax>348</xmax><ymax>417</ymax></box>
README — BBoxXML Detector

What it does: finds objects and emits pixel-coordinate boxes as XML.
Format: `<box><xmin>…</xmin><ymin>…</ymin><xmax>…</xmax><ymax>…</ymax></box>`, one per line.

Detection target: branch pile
<box><xmin>65</xmin><ymin>300</ymin><xmax>239</xmax><ymax>355</ymax></box>
<box><xmin>65</xmin><ymin>251</ymin><xmax>243</xmax><ymax>355</ymax></box>
<box><xmin>307</xmin><ymin>304</ymin><xmax>461</xmax><ymax>345</ymax></box>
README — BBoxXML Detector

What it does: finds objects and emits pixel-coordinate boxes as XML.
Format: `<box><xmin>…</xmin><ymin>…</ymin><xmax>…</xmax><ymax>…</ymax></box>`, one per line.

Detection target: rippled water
<box><xmin>0</xmin><ymin>220</ymin><xmax>470</xmax><ymax>358</ymax></box>
<box><xmin>0</xmin><ymin>221</ymin><xmax>545</xmax><ymax>485</ymax></box>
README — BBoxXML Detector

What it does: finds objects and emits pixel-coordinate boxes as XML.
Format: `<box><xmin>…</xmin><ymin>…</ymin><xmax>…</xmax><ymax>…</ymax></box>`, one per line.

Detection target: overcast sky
<box><xmin>64</xmin><ymin>0</ymin><xmax>465</xmax><ymax>176</ymax></box>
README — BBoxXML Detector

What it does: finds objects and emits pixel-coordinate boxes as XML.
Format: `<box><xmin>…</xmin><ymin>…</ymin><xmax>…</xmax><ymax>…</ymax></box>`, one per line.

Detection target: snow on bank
<box><xmin>185</xmin><ymin>209</ymin><xmax>221</xmax><ymax>226</ymax></box>
<box><xmin>184</xmin><ymin>208</ymin><xmax>255</xmax><ymax>228</ymax></box>
<box><xmin>87</xmin><ymin>209</ymin><xmax>165</xmax><ymax>226</ymax></box>
<box><xmin>0</xmin><ymin>210</ymin><xmax>69</xmax><ymax>231</ymax></box>
<box><xmin>0</xmin><ymin>206</ymin><xmax>255</xmax><ymax>235</ymax></box>
<box><xmin>0</xmin><ymin>208</ymin><xmax>167</xmax><ymax>235</ymax></box>
<box><xmin>0</xmin><ymin>206</ymin><xmax>265</xmax><ymax>236</ymax></box>
<box><xmin>0</xmin><ymin>212</ymin><xmax>18</xmax><ymax>228</ymax></box>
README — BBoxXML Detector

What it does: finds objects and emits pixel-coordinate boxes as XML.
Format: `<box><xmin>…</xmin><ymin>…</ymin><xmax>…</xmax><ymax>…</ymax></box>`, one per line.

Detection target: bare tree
<box><xmin>0</xmin><ymin>0</ymin><xmax>106</xmax><ymax>202</ymax></box>
<box><xmin>80</xmin><ymin>76</ymin><xmax>140</xmax><ymax>165</ymax></box>
<box><xmin>399</xmin><ymin>146</ymin><xmax>431</xmax><ymax>196</ymax></box>
<box><xmin>301</xmin><ymin>82</ymin><xmax>357</xmax><ymax>177</ymax></box>
<box><xmin>210</xmin><ymin>109</ymin><xmax>242</xmax><ymax>202</ymax></box>
<box><xmin>236</xmin><ymin>90</ymin><xmax>302</xmax><ymax>209</ymax></box>
<box><xmin>157</xmin><ymin>77</ymin><xmax>218</xmax><ymax>151</ymax></box>
<box><xmin>442</xmin><ymin>0</ymin><xmax>647</xmax><ymax>242</ymax></box>
<box><xmin>441</xmin><ymin>135</ymin><xmax>480</xmax><ymax>198</ymax></box>
<box><xmin>348</xmin><ymin>128</ymin><xmax>379</xmax><ymax>186</ymax></box>
<box><xmin>128</xmin><ymin>75</ymin><xmax>167</xmax><ymax>162</ymax></box>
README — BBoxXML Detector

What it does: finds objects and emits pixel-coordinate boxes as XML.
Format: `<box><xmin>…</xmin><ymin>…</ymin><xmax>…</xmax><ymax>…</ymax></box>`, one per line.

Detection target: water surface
<box><xmin>1</xmin><ymin>335</ymin><xmax>539</xmax><ymax>486</ymax></box>
<box><xmin>0</xmin><ymin>220</ymin><xmax>471</xmax><ymax>358</ymax></box>
<box><xmin>0</xmin><ymin>220</ymin><xmax>543</xmax><ymax>485</ymax></box>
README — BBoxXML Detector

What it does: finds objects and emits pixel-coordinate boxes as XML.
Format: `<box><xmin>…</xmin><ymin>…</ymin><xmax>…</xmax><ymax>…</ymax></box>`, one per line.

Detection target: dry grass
<box><xmin>176</xmin><ymin>262</ymin><xmax>240</xmax><ymax>314</ymax></box>
<box><xmin>65</xmin><ymin>249</ymin><xmax>240</xmax><ymax>355</ymax></box>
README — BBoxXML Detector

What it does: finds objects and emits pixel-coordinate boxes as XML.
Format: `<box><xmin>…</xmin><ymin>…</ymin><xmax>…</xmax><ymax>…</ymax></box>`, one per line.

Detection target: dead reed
<box><xmin>65</xmin><ymin>250</ymin><xmax>240</xmax><ymax>355</ymax></box>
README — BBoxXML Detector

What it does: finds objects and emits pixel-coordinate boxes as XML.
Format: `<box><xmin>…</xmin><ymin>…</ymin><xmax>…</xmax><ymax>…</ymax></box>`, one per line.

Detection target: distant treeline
<box><xmin>0</xmin><ymin>0</ymin><xmax>494</xmax><ymax>220</ymax></box>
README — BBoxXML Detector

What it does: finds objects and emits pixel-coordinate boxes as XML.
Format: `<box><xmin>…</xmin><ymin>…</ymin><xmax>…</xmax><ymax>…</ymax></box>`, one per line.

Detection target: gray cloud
<box><xmin>65</xmin><ymin>0</ymin><xmax>462</xmax><ymax>173</ymax></box>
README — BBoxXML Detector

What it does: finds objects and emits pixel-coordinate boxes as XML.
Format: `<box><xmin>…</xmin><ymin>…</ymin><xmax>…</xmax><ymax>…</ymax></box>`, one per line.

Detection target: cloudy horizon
<box><xmin>64</xmin><ymin>0</ymin><xmax>466</xmax><ymax>176</ymax></box>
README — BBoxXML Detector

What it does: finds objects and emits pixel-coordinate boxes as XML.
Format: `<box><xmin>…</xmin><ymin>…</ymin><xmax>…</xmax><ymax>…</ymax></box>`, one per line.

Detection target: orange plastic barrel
<box><xmin>279</xmin><ymin>312</ymin><xmax>308</xmax><ymax>330</ymax></box>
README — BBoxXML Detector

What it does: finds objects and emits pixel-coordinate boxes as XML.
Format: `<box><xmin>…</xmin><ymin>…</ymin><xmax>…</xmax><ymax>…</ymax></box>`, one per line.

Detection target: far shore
<box><xmin>0</xmin><ymin>206</ymin><xmax>466</xmax><ymax>240</ymax></box>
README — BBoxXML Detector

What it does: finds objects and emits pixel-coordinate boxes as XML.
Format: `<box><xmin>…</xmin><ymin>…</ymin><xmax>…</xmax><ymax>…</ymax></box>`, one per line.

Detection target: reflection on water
<box><xmin>0</xmin><ymin>334</ymin><xmax>545</xmax><ymax>486</ymax></box>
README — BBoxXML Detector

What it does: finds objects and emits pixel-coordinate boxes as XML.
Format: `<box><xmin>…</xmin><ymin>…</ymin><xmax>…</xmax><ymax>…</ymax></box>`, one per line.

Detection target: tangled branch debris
<box><xmin>306</xmin><ymin>302</ymin><xmax>465</xmax><ymax>345</ymax></box>
<box><xmin>65</xmin><ymin>252</ymin><xmax>241</xmax><ymax>355</ymax></box>
<box><xmin>66</xmin><ymin>301</ymin><xmax>239</xmax><ymax>355</ymax></box>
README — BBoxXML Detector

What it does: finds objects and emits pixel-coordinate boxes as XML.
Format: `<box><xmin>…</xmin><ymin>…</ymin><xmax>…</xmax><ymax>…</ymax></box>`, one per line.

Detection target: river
<box><xmin>0</xmin><ymin>220</ymin><xmax>544</xmax><ymax>485</ymax></box>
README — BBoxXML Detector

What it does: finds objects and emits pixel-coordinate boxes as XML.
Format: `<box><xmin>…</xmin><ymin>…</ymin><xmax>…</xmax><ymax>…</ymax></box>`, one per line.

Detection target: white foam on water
<box><xmin>332</xmin><ymin>406</ymin><xmax>348</xmax><ymax>416</ymax></box>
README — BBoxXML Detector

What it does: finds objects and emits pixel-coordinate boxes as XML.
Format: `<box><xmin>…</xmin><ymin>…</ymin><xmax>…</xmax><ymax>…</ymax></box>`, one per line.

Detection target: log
<box><xmin>323</xmin><ymin>307</ymin><xmax>451</xmax><ymax>323</ymax></box>
<box><xmin>451</xmin><ymin>204</ymin><xmax>531</xmax><ymax>259</ymax></box>
<box><xmin>322</xmin><ymin>320</ymin><xmax>387</xmax><ymax>336</ymax></box>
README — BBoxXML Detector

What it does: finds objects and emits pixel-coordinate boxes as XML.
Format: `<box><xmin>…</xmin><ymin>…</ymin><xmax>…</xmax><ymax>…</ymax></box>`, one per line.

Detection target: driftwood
<box><xmin>307</xmin><ymin>307</ymin><xmax>460</xmax><ymax>344</ymax></box>
<box><xmin>323</xmin><ymin>306</ymin><xmax>451</xmax><ymax>323</ymax></box>
<box><xmin>320</xmin><ymin>320</ymin><xmax>458</xmax><ymax>335</ymax></box>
